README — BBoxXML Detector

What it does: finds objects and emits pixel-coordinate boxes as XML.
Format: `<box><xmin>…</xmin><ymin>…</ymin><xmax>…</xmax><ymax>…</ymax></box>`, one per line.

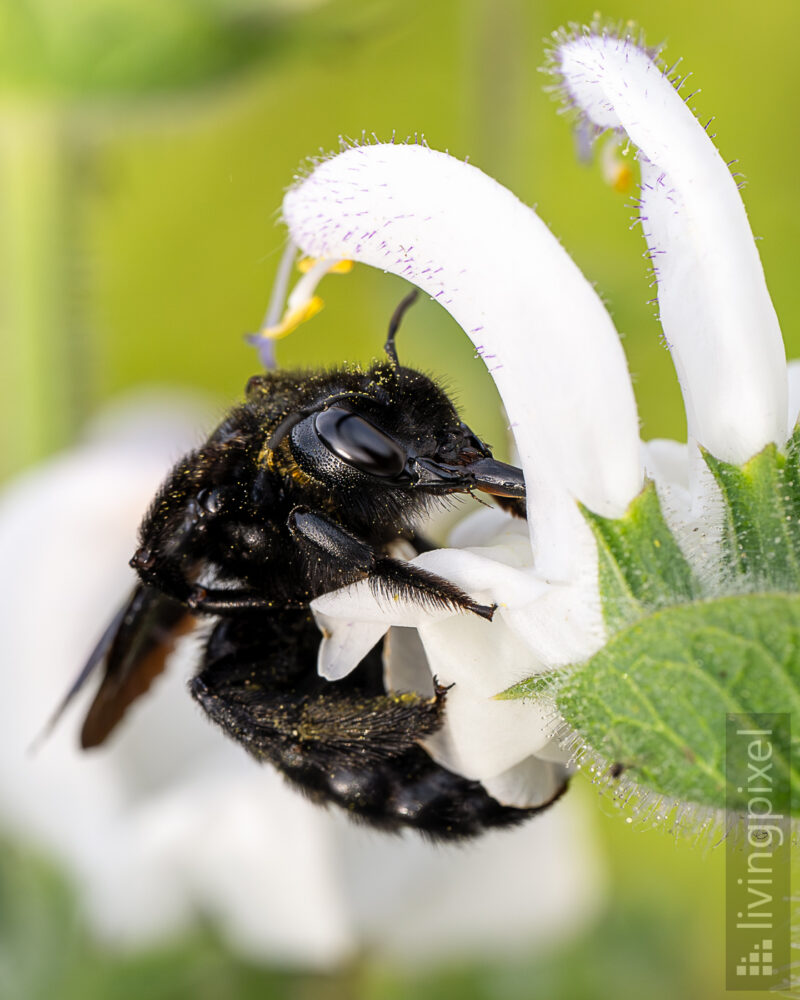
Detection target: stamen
<box><xmin>297</xmin><ymin>257</ymin><xmax>353</xmax><ymax>275</ymax></box>
<box><xmin>259</xmin><ymin>296</ymin><xmax>325</xmax><ymax>342</ymax></box>
<box><xmin>264</xmin><ymin>241</ymin><xmax>297</xmax><ymax>329</ymax></box>
<box><xmin>252</xmin><ymin>240</ymin><xmax>297</xmax><ymax>369</ymax></box>
<box><xmin>600</xmin><ymin>138</ymin><xmax>634</xmax><ymax>193</ymax></box>
<box><xmin>249</xmin><ymin>255</ymin><xmax>352</xmax><ymax>369</ymax></box>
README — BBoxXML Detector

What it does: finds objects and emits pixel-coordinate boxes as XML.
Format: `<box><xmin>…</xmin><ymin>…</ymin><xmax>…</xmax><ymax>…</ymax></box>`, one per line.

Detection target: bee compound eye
<box><xmin>197</xmin><ymin>488</ymin><xmax>224</xmax><ymax>514</ymax></box>
<box><xmin>313</xmin><ymin>406</ymin><xmax>407</xmax><ymax>479</ymax></box>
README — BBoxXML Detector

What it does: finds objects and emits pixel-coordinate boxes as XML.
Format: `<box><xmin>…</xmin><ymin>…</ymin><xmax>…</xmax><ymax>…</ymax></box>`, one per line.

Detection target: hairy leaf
<box><xmin>504</xmin><ymin>594</ymin><xmax>800</xmax><ymax>814</ymax></box>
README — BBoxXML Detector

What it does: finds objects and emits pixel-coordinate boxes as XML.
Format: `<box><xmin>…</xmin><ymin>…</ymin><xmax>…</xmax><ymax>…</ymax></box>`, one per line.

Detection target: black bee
<box><xmin>56</xmin><ymin>292</ymin><xmax>567</xmax><ymax>839</ymax></box>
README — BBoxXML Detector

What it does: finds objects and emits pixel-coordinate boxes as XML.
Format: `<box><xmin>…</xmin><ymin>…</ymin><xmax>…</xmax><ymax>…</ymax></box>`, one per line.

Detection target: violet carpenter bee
<box><xmin>57</xmin><ymin>292</ymin><xmax>567</xmax><ymax>839</ymax></box>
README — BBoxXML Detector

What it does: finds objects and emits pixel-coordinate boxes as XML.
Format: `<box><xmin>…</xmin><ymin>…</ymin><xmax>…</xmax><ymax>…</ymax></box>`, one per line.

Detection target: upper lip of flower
<box><xmin>260</xmin><ymin>24</ymin><xmax>791</xmax><ymax>803</ymax></box>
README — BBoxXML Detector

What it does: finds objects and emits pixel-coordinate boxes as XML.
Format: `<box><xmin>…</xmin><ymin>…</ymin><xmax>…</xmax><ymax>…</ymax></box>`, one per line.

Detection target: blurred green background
<box><xmin>2</xmin><ymin>0</ymin><xmax>798</xmax><ymax>997</ymax></box>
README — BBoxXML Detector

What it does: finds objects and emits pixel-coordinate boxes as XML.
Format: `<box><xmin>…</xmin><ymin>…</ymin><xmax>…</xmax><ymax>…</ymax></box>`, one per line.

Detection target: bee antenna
<box><xmin>384</xmin><ymin>288</ymin><xmax>419</xmax><ymax>365</ymax></box>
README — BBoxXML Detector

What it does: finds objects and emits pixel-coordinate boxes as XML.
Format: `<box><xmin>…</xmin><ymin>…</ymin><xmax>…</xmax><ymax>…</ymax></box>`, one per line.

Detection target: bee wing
<box><xmin>41</xmin><ymin>585</ymin><xmax>196</xmax><ymax>750</ymax></box>
<box><xmin>80</xmin><ymin>584</ymin><xmax>198</xmax><ymax>748</ymax></box>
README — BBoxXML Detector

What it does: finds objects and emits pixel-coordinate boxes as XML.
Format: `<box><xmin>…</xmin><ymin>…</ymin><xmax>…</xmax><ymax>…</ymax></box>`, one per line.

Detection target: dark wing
<box><xmin>41</xmin><ymin>584</ymin><xmax>196</xmax><ymax>750</ymax></box>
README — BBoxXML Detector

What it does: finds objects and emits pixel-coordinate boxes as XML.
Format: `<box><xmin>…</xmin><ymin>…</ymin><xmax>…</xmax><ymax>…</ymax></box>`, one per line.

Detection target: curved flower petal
<box><xmin>421</xmin><ymin>679</ymin><xmax>555</xmax><ymax>782</ymax></box>
<box><xmin>312</xmin><ymin>521</ymin><xmax>606</xmax><ymax>684</ymax></box>
<box><xmin>641</xmin><ymin>438</ymin><xmax>690</xmax><ymax>492</ymax></box>
<box><xmin>555</xmin><ymin>31</ymin><xmax>787</xmax><ymax>462</ymax></box>
<box><xmin>382</xmin><ymin>620</ymin><xmax>555</xmax><ymax>785</ymax></box>
<box><xmin>313</xmin><ymin>609</ymin><xmax>389</xmax><ymax>682</ymax></box>
<box><xmin>283</xmin><ymin>142</ymin><xmax>642</xmax><ymax>580</ymax></box>
<box><xmin>481</xmin><ymin>756</ymin><xmax>569</xmax><ymax>810</ymax></box>
<box><xmin>414</xmin><ymin>608</ymin><xmax>543</xmax><ymax>696</ymax></box>
<box><xmin>382</xmin><ymin>626</ymin><xmax>434</xmax><ymax>696</ymax></box>
<box><xmin>312</xmin><ymin>546</ymin><xmax>548</xmax><ymax>681</ymax></box>
<box><xmin>447</xmin><ymin>504</ymin><xmax>530</xmax><ymax>549</ymax></box>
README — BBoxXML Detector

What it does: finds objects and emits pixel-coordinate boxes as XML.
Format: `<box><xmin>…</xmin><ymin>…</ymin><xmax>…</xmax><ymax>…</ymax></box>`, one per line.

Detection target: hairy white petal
<box><xmin>313</xmin><ymin>530</ymin><xmax>606</xmax><ymax>693</ymax></box>
<box><xmin>421</xmin><ymin>679</ymin><xmax>554</xmax><ymax>781</ymax></box>
<box><xmin>313</xmin><ymin>609</ymin><xmax>388</xmax><ymax>681</ymax></box>
<box><xmin>415</xmin><ymin>612</ymin><xmax>540</xmax><ymax>695</ymax></box>
<box><xmin>311</xmin><ymin>547</ymin><xmax>548</xmax><ymax>682</ymax></box>
<box><xmin>641</xmin><ymin>438</ymin><xmax>690</xmax><ymax>492</ymax></box>
<box><xmin>481</xmin><ymin>756</ymin><xmax>568</xmax><ymax>810</ymax></box>
<box><xmin>284</xmin><ymin>142</ymin><xmax>642</xmax><ymax>580</ymax></box>
<box><xmin>409</xmin><ymin>567</ymin><xmax>605</xmax><ymax>693</ymax></box>
<box><xmin>447</xmin><ymin>504</ymin><xmax>530</xmax><ymax>548</ymax></box>
<box><xmin>641</xmin><ymin>438</ymin><xmax>693</xmax><ymax>536</ymax></box>
<box><xmin>640</xmin><ymin>438</ymin><xmax>724</xmax><ymax>590</ymax></box>
<box><xmin>410</xmin><ymin>614</ymin><xmax>557</xmax><ymax>783</ymax></box>
<box><xmin>558</xmin><ymin>33</ymin><xmax>787</xmax><ymax>462</ymax></box>
<box><xmin>382</xmin><ymin>626</ymin><xmax>434</xmax><ymax>697</ymax></box>
<box><xmin>500</xmin><ymin>569</ymin><xmax>604</xmax><ymax>670</ymax></box>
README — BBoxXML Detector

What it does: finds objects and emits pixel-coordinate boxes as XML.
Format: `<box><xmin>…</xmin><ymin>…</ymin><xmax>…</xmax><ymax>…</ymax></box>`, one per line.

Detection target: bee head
<box><xmin>284</xmin><ymin>363</ymin><xmax>525</xmax><ymax>503</ymax></box>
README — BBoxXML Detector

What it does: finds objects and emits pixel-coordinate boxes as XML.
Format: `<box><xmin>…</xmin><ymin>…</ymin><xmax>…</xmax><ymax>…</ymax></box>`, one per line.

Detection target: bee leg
<box><xmin>287</xmin><ymin>506</ymin><xmax>496</xmax><ymax>620</ymax></box>
<box><xmin>191</xmin><ymin>662</ymin><xmax>446</xmax><ymax>768</ymax></box>
<box><xmin>492</xmin><ymin>495</ymin><xmax>528</xmax><ymax>519</ymax></box>
<box><xmin>130</xmin><ymin>556</ymin><xmax>286</xmax><ymax>616</ymax></box>
<box><xmin>193</xmin><ymin>621</ymin><xmax>555</xmax><ymax>839</ymax></box>
<box><xmin>190</xmin><ymin>616</ymin><xmax>446</xmax><ymax>784</ymax></box>
<box><xmin>185</xmin><ymin>588</ymin><xmax>308</xmax><ymax>614</ymax></box>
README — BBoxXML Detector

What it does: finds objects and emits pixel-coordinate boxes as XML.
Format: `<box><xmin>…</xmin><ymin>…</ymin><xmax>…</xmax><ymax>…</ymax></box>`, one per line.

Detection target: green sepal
<box><xmin>502</xmin><ymin>435</ymin><xmax>800</xmax><ymax>818</ymax></box>
<box><xmin>703</xmin><ymin>425</ymin><xmax>800</xmax><ymax>590</ymax></box>
<box><xmin>504</xmin><ymin>593</ymin><xmax>800</xmax><ymax>814</ymax></box>
<box><xmin>580</xmin><ymin>479</ymin><xmax>700</xmax><ymax>633</ymax></box>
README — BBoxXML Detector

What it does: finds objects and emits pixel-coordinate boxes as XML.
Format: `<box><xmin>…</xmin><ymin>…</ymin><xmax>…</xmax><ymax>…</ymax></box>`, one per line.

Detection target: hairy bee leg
<box><xmin>493</xmin><ymin>495</ymin><xmax>528</xmax><ymax>519</ymax></box>
<box><xmin>287</xmin><ymin>506</ymin><xmax>495</xmax><ymax>620</ymax></box>
<box><xmin>192</xmin><ymin>623</ymin><xmax>556</xmax><ymax>839</ymax></box>
<box><xmin>190</xmin><ymin>625</ymin><xmax>446</xmax><ymax>776</ymax></box>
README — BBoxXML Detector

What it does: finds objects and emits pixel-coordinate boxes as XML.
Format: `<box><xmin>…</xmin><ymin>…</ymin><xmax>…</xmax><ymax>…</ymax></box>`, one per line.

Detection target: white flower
<box><xmin>263</xmin><ymin>27</ymin><xmax>789</xmax><ymax>806</ymax></box>
<box><xmin>0</xmin><ymin>393</ymin><xmax>603</xmax><ymax>965</ymax></box>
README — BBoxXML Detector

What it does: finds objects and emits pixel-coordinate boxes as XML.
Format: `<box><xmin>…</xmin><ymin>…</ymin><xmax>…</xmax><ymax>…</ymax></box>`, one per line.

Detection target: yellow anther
<box><xmin>297</xmin><ymin>257</ymin><xmax>354</xmax><ymax>275</ymax></box>
<box><xmin>611</xmin><ymin>162</ymin><xmax>634</xmax><ymax>193</ymax></box>
<box><xmin>601</xmin><ymin>140</ymin><xmax>634</xmax><ymax>194</ymax></box>
<box><xmin>257</xmin><ymin>296</ymin><xmax>324</xmax><ymax>342</ymax></box>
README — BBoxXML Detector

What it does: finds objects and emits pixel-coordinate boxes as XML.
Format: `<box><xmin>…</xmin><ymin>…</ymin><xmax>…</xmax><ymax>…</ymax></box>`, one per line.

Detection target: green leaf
<box><xmin>580</xmin><ymin>480</ymin><xmax>700</xmax><ymax>632</ymax></box>
<box><xmin>504</xmin><ymin>440</ymin><xmax>800</xmax><ymax>817</ymax></box>
<box><xmin>510</xmin><ymin>593</ymin><xmax>800</xmax><ymax>814</ymax></box>
<box><xmin>703</xmin><ymin>426</ymin><xmax>800</xmax><ymax>590</ymax></box>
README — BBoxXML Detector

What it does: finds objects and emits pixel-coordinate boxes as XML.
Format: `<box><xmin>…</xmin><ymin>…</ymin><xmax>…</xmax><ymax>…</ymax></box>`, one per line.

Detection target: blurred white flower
<box><xmin>0</xmin><ymin>393</ymin><xmax>604</xmax><ymax>967</ymax></box>
<box><xmin>264</xmin><ymin>27</ymin><xmax>790</xmax><ymax>805</ymax></box>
